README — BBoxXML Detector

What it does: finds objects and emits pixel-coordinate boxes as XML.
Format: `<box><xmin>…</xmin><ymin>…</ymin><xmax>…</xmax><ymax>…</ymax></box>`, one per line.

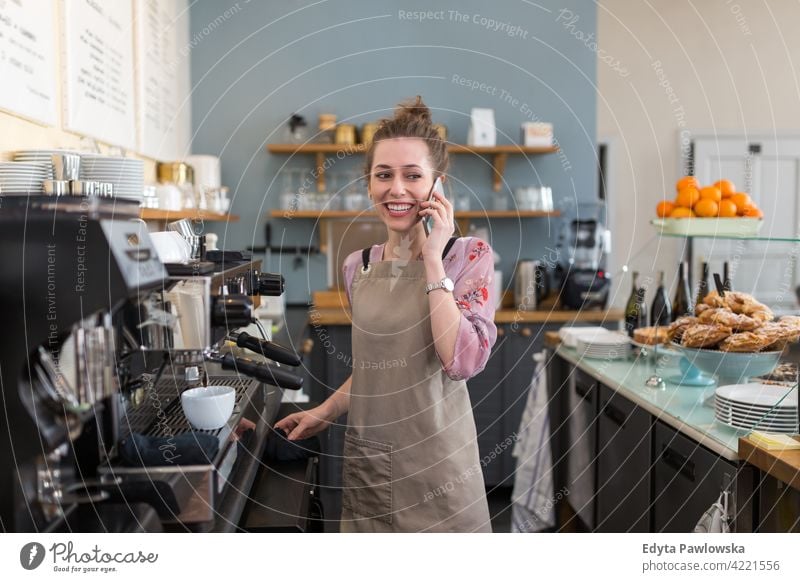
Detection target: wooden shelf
<box><xmin>140</xmin><ymin>209</ymin><xmax>240</xmax><ymax>222</ymax></box>
<box><xmin>739</xmin><ymin>436</ymin><xmax>800</xmax><ymax>491</ymax></box>
<box><xmin>266</xmin><ymin>143</ymin><xmax>559</xmax><ymax>192</ymax></box>
<box><xmin>268</xmin><ymin>209</ymin><xmax>559</xmax><ymax>219</ymax></box>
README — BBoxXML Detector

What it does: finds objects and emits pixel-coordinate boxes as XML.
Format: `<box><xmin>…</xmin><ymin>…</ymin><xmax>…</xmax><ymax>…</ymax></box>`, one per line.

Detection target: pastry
<box><xmin>681</xmin><ymin>323</ymin><xmax>733</xmax><ymax>348</ymax></box>
<box><xmin>718</xmin><ymin>331</ymin><xmax>771</xmax><ymax>352</ymax></box>
<box><xmin>634</xmin><ymin>326</ymin><xmax>669</xmax><ymax>345</ymax></box>
<box><xmin>757</xmin><ymin>321</ymin><xmax>800</xmax><ymax>351</ymax></box>
<box><xmin>697</xmin><ymin>307</ymin><xmax>760</xmax><ymax>331</ymax></box>
<box><xmin>695</xmin><ymin>303</ymin><xmax>712</xmax><ymax>316</ymax></box>
<box><xmin>666</xmin><ymin>316</ymin><xmax>698</xmax><ymax>343</ymax></box>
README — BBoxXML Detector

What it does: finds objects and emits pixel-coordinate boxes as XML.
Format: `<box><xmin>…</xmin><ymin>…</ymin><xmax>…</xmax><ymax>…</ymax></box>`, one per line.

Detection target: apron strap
<box><xmin>362</xmin><ymin>237</ymin><xmax>459</xmax><ymax>271</ymax></box>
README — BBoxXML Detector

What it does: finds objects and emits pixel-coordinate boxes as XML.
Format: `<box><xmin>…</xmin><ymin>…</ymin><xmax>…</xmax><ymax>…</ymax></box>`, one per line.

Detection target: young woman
<box><xmin>275</xmin><ymin>96</ymin><xmax>497</xmax><ymax>532</ymax></box>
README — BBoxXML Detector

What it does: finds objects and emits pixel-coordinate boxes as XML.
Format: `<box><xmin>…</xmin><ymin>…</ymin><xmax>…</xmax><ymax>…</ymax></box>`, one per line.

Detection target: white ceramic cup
<box><xmin>181</xmin><ymin>385</ymin><xmax>235</xmax><ymax>430</ymax></box>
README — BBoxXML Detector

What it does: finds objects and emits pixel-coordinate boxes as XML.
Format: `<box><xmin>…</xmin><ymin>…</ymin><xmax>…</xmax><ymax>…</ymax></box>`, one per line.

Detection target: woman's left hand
<box><xmin>420</xmin><ymin>188</ymin><xmax>455</xmax><ymax>259</ymax></box>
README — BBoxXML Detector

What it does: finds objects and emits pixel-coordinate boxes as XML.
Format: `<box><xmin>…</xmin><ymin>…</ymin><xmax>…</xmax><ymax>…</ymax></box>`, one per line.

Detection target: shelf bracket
<box><xmin>492</xmin><ymin>153</ymin><xmax>508</xmax><ymax>192</ymax></box>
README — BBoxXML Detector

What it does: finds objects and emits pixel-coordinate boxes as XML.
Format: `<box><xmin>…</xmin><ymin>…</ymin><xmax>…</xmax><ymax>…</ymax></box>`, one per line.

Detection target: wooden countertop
<box><xmin>309</xmin><ymin>290</ymin><xmax>623</xmax><ymax>326</ymax></box>
<box><xmin>739</xmin><ymin>436</ymin><xmax>800</xmax><ymax>492</ymax></box>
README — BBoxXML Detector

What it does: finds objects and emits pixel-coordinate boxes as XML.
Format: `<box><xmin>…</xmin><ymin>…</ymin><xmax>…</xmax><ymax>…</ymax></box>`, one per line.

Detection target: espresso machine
<box><xmin>0</xmin><ymin>195</ymin><xmax>303</xmax><ymax>532</ymax></box>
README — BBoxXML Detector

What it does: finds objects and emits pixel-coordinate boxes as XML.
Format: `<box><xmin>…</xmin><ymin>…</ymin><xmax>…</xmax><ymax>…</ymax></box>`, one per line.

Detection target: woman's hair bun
<box><xmin>394</xmin><ymin>95</ymin><xmax>432</xmax><ymax>125</ymax></box>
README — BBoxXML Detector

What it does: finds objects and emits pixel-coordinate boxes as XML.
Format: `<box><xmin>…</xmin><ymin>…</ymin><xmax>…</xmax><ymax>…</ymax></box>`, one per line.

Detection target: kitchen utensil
<box><xmin>51</xmin><ymin>153</ymin><xmax>80</xmax><ymax>181</ymax></box>
<box><xmin>514</xmin><ymin>260</ymin><xmax>549</xmax><ymax>310</ymax></box>
<box><xmin>43</xmin><ymin>180</ymin><xmax>70</xmax><ymax>196</ymax></box>
<box><xmin>181</xmin><ymin>385</ymin><xmax>236</xmax><ymax>430</ymax></box>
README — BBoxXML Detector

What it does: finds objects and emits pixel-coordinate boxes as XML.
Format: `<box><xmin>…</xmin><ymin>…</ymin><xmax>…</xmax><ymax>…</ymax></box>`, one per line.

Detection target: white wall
<box><xmin>598</xmin><ymin>0</ymin><xmax>800</xmax><ymax>307</ymax></box>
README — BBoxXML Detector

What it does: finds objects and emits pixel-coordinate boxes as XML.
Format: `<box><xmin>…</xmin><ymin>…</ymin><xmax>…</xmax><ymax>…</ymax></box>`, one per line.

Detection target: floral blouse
<box><xmin>342</xmin><ymin>236</ymin><xmax>497</xmax><ymax>381</ymax></box>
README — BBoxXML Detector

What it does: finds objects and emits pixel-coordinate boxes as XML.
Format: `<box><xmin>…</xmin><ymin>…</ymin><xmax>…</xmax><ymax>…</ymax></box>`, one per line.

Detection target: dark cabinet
<box><xmin>564</xmin><ymin>368</ymin><xmax>599</xmax><ymax>528</ymax></box>
<box><xmin>596</xmin><ymin>384</ymin><xmax>652</xmax><ymax>532</ymax></box>
<box><xmin>652</xmin><ymin>421</ymin><xmax>737</xmax><ymax>532</ymax></box>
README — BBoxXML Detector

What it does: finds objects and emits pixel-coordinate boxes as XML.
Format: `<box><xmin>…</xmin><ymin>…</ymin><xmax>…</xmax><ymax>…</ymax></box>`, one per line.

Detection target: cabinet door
<box><xmin>466</xmin><ymin>330</ymin><xmax>506</xmax><ymax>486</ymax></box>
<box><xmin>564</xmin><ymin>368</ymin><xmax>598</xmax><ymax>529</ymax></box>
<box><xmin>653</xmin><ymin>421</ymin><xmax>737</xmax><ymax>532</ymax></box>
<box><xmin>501</xmin><ymin>323</ymin><xmax>561</xmax><ymax>487</ymax></box>
<box><xmin>596</xmin><ymin>384</ymin><xmax>652</xmax><ymax>532</ymax></box>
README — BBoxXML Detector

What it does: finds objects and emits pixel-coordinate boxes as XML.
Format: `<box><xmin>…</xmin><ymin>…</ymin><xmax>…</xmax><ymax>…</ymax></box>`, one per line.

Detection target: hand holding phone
<box><xmin>423</xmin><ymin>177</ymin><xmax>444</xmax><ymax>236</ymax></box>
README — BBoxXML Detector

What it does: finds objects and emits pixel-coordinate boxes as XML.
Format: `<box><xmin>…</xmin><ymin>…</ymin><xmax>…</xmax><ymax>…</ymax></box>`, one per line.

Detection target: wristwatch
<box><xmin>425</xmin><ymin>277</ymin><xmax>454</xmax><ymax>294</ymax></box>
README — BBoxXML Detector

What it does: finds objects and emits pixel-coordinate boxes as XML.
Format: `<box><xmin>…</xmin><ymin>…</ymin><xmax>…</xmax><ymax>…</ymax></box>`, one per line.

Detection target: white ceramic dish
<box><xmin>651</xmin><ymin>217</ymin><xmax>763</xmax><ymax>237</ymax></box>
<box><xmin>180</xmin><ymin>385</ymin><xmax>235</xmax><ymax>430</ymax></box>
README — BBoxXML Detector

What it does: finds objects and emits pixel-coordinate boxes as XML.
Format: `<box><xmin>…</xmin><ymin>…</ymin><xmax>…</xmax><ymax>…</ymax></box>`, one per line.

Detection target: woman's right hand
<box><xmin>274</xmin><ymin>404</ymin><xmax>334</xmax><ymax>441</ymax></box>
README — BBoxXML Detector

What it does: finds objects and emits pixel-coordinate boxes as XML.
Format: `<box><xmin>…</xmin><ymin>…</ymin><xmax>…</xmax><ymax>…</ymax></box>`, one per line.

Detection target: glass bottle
<box><xmin>650</xmin><ymin>271</ymin><xmax>672</xmax><ymax>326</ymax></box>
<box><xmin>625</xmin><ymin>271</ymin><xmax>648</xmax><ymax>337</ymax></box>
<box><xmin>672</xmin><ymin>261</ymin><xmax>692</xmax><ymax>320</ymax></box>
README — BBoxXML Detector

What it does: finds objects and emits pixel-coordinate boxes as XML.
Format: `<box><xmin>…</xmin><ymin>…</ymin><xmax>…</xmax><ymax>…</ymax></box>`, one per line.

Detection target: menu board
<box><xmin>61</xmin><ymin>0</ymin><xmax>136</xmax><ymax>150</ymax></box>
<box><xmin>0</xmin><ymin>1</ymin><xmax>57</xmax><ymax>125</ymax></box>
<box><xmin>135</xmin><ymin>0</ymin><xmax>191</xmax><ymax>159</ymax></box>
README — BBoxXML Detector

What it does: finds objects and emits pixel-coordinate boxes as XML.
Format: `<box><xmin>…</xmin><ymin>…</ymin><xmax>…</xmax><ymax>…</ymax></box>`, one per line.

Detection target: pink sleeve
<box><xmin>342</xmin><ymin>250</ymin><xmax>361</xmax><ymax>308</ymax></box>
<box><xmin>437</xmin><ymin>238</ymin><xmax>498</xmax><ymax>380</ymax></box>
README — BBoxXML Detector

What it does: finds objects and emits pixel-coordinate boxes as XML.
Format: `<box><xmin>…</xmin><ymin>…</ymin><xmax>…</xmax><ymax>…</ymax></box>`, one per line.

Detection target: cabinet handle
<box><xmin>574</xmin><ymin>381</ymin><xmax>593</xmax><ymax>401</ymax></box>
<box><xmin>660</xmin><ymin>445</ymin><xmax>695</xmax><ymax>482</ymax></box>
<box><xmin>497</xmin><ymin>327</ymin><xmax>506</xmax><ymax>337</ymax></box>
<box><xmin>601</xmin><ymin>401</ymin><xmax>627</xmax><ymax>428</ymax></box>
<box><xmin>521</xmin><ymin>327</ymin><xmax>532</xmax><ymax>337</ymax></box>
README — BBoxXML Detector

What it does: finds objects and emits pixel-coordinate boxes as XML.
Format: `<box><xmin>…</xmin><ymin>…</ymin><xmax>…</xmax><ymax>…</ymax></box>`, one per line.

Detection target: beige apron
<box><xmin>339</xmin><ymin>240</ymin><xmax>492</xmax><ymax>532</ymax></box>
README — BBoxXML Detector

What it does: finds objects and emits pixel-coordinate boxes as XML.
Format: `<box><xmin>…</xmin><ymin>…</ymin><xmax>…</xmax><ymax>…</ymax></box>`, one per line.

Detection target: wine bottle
<box><xmin>672</xmin><ymin>261</ymin><xmax>692</xmax><ymax>319</ymax></box>
<box><xmin>695</xmin><ymin>261</ymin><xmax>709</xmax><ymax>307</ymax></box>
<box><xmin>625</xmin><ymin>271</ymin><xmax>648</xmax><ymax>337</ymax></box>
<box><xmin>651</xmin><ymin>271</ymin><xmax>672</xmax><ymax>326</ymax></box>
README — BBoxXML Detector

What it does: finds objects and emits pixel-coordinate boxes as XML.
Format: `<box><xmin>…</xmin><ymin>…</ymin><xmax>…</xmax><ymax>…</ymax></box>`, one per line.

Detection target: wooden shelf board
<box><xmin>140</xmin><ymin>209</ymin><xmax>240</xmax><ymax>222</ymax></box>
<box><xmin>267</xmin><ymin>143</ymin><xmax>558</xmax><ymax>155</ymax></box>
<box><xmin>269</xmin><ymin>209</ymin><xmax>559</xmax><ymax>219</ymax></box>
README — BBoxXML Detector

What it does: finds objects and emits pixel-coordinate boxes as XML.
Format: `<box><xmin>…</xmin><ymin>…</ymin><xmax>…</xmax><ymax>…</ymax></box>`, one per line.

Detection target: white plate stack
<box><xmin>558</xmin><ymin>326</ymin><xmax>610</xmax><ymax>348</ymax></box>
<box><xmin>0</xmin><ymin>161</ymin><xmax>52</xmax><ymax>193</ymax></box>
<box><xmin>575</xmin><ymin>330</ymin><xmax>630</xmax><ymax>360</ymax></box>
<box><xmin>80</xmin><ymin>155</ymin><xmax>145</xmax><ymax>203</ymax></box>
<box><xmin>714</xmin><ymin>383</ymin><xmax>798</xmax><ymax>434</ymax></box>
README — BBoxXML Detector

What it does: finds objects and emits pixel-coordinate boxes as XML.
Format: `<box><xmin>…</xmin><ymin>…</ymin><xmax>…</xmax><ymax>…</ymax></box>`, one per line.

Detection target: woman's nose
<box><xmin>389</xmin><ymin>175</ymin><xmax>407</xmax><ymax>196</ymax></box>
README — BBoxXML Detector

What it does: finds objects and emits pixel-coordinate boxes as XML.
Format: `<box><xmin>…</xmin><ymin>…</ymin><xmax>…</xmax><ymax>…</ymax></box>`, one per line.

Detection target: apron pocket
<box><xmin>342</xmin><ymin>433</ymin><xmax>393</xmax><ymax>524</ymax></box>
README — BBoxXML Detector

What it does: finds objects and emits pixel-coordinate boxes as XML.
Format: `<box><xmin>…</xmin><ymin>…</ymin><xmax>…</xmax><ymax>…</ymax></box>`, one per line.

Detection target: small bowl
<box><xmin>180</xmin><ymin>385</ymin><xmax>235</xmax><ymax>430</ymax></box>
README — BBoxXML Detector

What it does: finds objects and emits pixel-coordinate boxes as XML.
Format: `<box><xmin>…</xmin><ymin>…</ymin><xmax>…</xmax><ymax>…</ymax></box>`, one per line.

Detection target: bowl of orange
<box><xmin>652</xmin><ymin>177</ymin><xmax>764</xmax><ymax>237</ymax></box>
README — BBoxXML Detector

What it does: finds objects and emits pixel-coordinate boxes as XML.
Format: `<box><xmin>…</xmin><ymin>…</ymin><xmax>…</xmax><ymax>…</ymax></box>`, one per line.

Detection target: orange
<box><xmin>731</xmin><ymin>193</ymin><xmax>752</xmax><ymax>212</ymax></box>
<box><xmin>656</xmin><ymin>200</ymin><xmax>675</xmax><ymax>218</ymax></box>
<box><xmin>675</xmin><ymin>187</ymin><xmax>700</xmax><ymax>208</ymax></box>
<box><xmin>742</xmin><ymin>206</ymin><xmax>764</xmax><ymax>218</ymax></box>
<box><xmin>676</xmin><ymin>176</ymin><xmax>700</xmax><ymax>192</ymax></box>
<box><xmin>713</xmin><ymin>179</ymin><xmax>736</xmax><ymax>198</ymax></box>
<box><xmin>718</xmin><ymin>199</ymin><xmax>738</xmax><ymax>217</ymax></box>
<box><xmin>694</xmin><ymin>198</ymin><xmax>719</xmax><ymax>217</ymax></box>
<box><xmin>699</xmin><ymin>186</ymin><xmax>722</xmax><ymax>203</ymax></box>
<box><xmin>670</xmin><ymin>207</ymin><xmax>695</xmax><ymax>218</ymax></box>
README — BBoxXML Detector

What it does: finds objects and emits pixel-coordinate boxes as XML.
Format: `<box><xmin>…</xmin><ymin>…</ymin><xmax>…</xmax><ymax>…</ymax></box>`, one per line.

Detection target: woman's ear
<box><xmin>440</xmin><ymin>175</ymin><xmax>447</xmax><ymax>184</ymax></box>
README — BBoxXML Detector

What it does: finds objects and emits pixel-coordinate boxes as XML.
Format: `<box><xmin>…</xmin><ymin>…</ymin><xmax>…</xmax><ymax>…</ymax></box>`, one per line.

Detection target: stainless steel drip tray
<box><xmin>99</xmin><ymin>375</ymin><xmax>260</xmax><ymax>525</ymax></box>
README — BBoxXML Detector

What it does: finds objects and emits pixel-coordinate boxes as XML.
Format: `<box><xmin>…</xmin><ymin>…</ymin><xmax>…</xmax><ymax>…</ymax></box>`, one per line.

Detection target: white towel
<box><xmin>511</xmin><ymin>352</ymin><xmax>557</xmax><ymax>532</ymax></box>
<box><xmin>694</xmin><ymin>491</ymin><xmax>730</xmax><ymax>533</ymax></box>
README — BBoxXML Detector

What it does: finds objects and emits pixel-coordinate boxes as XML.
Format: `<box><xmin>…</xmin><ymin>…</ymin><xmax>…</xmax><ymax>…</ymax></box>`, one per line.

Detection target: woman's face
<box><xmin>369</xmin><ymin>138</ymin><xmax>436</xmax><ymax>233</ymax></box>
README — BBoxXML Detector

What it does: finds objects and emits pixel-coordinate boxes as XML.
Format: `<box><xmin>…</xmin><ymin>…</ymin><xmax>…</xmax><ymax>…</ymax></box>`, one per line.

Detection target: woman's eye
<box><xmin>406</xmin><ymin>174</ymin><xmax>421</xmax><ymax>180</ymax></box>
<box><xmin>375</xmin><ymin>172</ymin><xmax>391</xmax><ymax>180</ymax></box>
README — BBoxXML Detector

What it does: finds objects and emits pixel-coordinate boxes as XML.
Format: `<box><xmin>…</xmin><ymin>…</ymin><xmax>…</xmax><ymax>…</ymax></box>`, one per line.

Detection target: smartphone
<box><xmin>423</xmin><ymin>177</ymin><xmax>444</xmax><ymax>236</ymax></box>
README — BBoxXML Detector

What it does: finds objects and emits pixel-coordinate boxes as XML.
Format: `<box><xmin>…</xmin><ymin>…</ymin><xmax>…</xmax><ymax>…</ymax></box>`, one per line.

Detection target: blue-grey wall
<box><xmin>189</xmin><ymin>0</ymin><xmax>597</xmax><ymax>303</ymax></box>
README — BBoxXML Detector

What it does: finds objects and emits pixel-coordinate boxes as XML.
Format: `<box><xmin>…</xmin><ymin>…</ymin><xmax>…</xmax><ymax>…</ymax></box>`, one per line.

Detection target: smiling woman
<box><xmin>275</xmin><ymin>96</ymin><xmax>498</xmax><ymax>533</ymax></box>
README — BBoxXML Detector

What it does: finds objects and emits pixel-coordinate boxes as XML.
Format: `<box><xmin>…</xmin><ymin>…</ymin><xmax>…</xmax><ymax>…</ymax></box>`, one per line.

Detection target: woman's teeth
<box><xmin>386</xmin><ymin>203</ymin><xmax>414</xmax><ymax>215</ymax></box>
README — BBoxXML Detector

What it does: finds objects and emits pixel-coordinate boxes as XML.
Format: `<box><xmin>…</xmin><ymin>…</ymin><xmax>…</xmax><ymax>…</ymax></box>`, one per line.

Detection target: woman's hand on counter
<box><xmin>274</xmin><ymin>402</ymin><xmax>336</xmax><ymax>441</ymax></box>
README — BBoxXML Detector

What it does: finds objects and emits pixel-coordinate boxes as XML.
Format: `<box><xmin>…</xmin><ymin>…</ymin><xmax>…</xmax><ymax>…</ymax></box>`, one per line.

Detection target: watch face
<box><xmin>443</xmin><ymin>278</ymin><xmax>454</xmax><ymax>292</ymax></box>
